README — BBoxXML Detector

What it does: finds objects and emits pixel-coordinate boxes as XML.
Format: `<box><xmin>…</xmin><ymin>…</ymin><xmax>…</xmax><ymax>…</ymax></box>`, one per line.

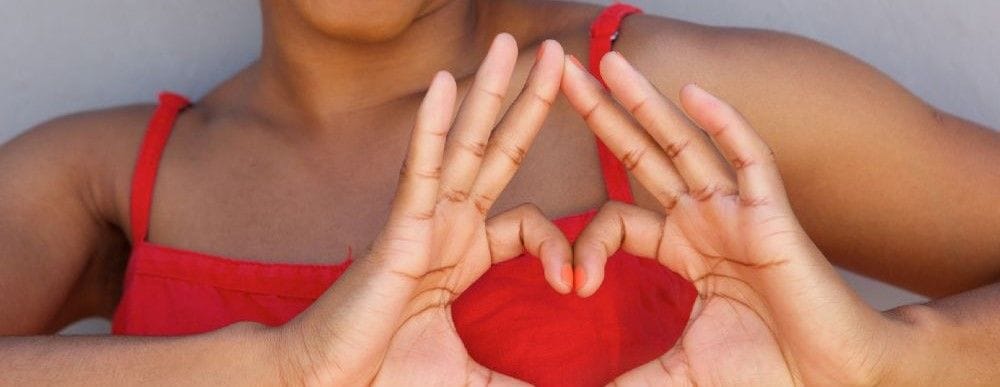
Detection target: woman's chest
<box><xmin>131</xmin><ymin>107</ymin><xmax>610</xmax><ymax>265</ymax></box>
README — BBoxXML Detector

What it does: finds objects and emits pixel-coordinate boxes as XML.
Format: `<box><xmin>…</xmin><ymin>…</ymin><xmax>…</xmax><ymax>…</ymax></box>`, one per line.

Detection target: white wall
<box><xmin>6</xmin><ymin>1</ymin><xmax>997</xmax><ymax>333</ymax></box>
<box><xmin>0</xmin><ymin>0</ymin><xmax>262</xmax><ymax>144</ymax></box>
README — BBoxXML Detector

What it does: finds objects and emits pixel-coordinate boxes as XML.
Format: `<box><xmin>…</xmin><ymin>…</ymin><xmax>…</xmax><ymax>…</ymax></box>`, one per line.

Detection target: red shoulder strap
<box><xmin>589</xmin><ymin>3</ymin><xmax>642</xmax><ymax>204</ymax></box>
<box><xmin>130</xmin><ymin>92</ymin><xmax>191</xmax><ymax>243</ymax></box>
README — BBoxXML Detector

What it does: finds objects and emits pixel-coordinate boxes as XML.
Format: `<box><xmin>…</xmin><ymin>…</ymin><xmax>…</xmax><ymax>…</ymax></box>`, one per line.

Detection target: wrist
<box><xmin>271</xmin><ymin>258</ymin><xmax>419</xmax><ymax>387</ymax></box>
<box><xmin>879</xmin><ymin>303</ymin><xmax>951</xmax><ymax>386</ymax></box>
<box><xmin>207</xmin><ymin>321</ymin><xmax>292</xmax><ymax>386</ymax></box>
<box><xmin>273</xmin><ymin>317</ymin><xmax>350</xmax><ymax>387</ymax></box>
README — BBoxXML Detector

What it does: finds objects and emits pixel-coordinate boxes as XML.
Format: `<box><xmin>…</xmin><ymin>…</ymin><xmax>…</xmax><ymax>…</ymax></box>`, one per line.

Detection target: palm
<box><xmin>660</xmin><ymin>295</ymin><xmax>791</xmax><ymax>386</ymax></box>
<box><xmin>621</xmin><ymin>198</ymin><xmax>807</xmax><ymax>386</ymax></box>
<box><xmin>372</xmin><ymin>207</ymin><xmax>508</xmax><ymax>386</ymax></box>
<box><xmin>615</xmin><ymin>196</ymin><xmax>886</xmax><ymax>386</ymax></box>
<box><xmin>345</xmin><ymin>36</ymin><xmax>567</xmax><ymax>386</ymax></box>
<box><xmin>561</xmin><ymin>52</ymin><xmax>891</xmax><ymax>386</ymax></box>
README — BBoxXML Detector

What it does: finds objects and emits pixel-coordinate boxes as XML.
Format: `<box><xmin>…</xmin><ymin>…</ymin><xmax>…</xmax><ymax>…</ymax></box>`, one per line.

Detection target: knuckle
<box><xmin>730</xmin><ymin>155</ymin><xmax>756</xmax><ymax>170</ymax></box>
<box><xmin>514</xmin><ymin>202</ymin><xmax>543</xmax><ymax>215</ymax></box>
<box><xmin>627</xmin><ymin>96</ymin><xmax>653</xmax><ymax>117</ymax></box>
<box><xmin>691</xmin><ymin>182</ymin><xmax>735</xmax><ymax>201</ymax></box>
<box><xmin>472</xmin><ymin>193</ymin><xmax>495</xmax><ymax>215</ymax></box>
<box><xmin>658</xmin><ymin>188</ymin><xmax>686</xmax><ymax>210</ymax></box>
<box><xmin>709</xmin><ymin>120</ymin><xmax>734</xmax><ymax>137</ymax></box>
<box><xmin>664</xmin><ymin>138</ymin><xmax>691</xmax><ymax>160</ymax></box>
<box><xmin>455</xmin><ymin>137</ymin><xmax>488</xmax><ymax>158</ymax></box>
<box><xmin>739</xmin><ymin>194</ymin><xmax>771</xmax><ymax>207</ymax></box>
<box><xmin>441</xmin><ymin>187</ymin><xmax>469</xmax><ymax>202</ymax></box>
<box><xmin>495</xmin><ymin>141</ymin><xmax>528</xmax><ymax>166</ymax></box>
<box><xmin>620</xmin><ymin>145</ymin><xmax>650</xmax><ymax>172</ymax></box>
<box><xmin>476</xmin><ymin>86</ymin><xmax>506</xmax><ymax>103</ymax></box>
<box><xmin>406</xmin><ymin>209</ymin><xmax>436</xmax><ymax>221</ymax></box>
<box><xmin>581</xmin><ymin>99</ymin><xmax>603</xmax><ymax>123</ymax></box>
<box><xmin>527</xmin><ymin>88</ymin><xmax>555</xmax><ymax>108</ymax></box>
<box><xmin>399</xmin><ymin>162</ymin><xmax>442</xmax><ymax>180</ymax></box>
<box><xmin>599</xmin><ymin>200</ymin><xmax>627</xmax><ymax>214</ymax></box>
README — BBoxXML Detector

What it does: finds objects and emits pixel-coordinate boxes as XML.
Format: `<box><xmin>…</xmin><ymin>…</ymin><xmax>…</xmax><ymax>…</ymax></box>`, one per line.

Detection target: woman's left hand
<box><xmin>561</xmin><ymin>51</ymin><xmax>905</xmax><ymax>386</ymax></box>
<box><xmin>281</xmin><ymin>35</ymin><xmax>569</xmax><ymax>386</ymax></box>
<box><xmin>365</xmin><ymin>35</ymin><xmax>570</xmax><ymax>386</ymax></box>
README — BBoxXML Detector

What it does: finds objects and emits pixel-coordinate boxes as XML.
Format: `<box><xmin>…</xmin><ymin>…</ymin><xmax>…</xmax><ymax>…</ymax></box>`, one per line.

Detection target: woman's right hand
<box><xmin>273</xmin><ymin>34</ymin><xmax>570</xmax><ymax>386</ymax></box>
<box><xmin>561</xmin><ymin>52</ymin><xmax>899</xmax><ymax>386</ymax></box>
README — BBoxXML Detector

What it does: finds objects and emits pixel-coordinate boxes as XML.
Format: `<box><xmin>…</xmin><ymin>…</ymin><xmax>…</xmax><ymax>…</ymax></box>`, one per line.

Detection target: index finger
<box><xmin>679</xmin><ymin>84</ymin><xmax>788</xmax><ymax>207</ymax></box>
<box><xmin>468</xmin><ymin>39</ymin><xmax>565</xmax><ymax>214</ymax></box>
<box><xmin>389</xmin><ymin>71</ymin><xmax>457</xmax><ymax>221</ymax></box>
<box><xmin>561</xmin><ymin>54</ymin><xmax>689</xmax><ymax>209</ymax></box>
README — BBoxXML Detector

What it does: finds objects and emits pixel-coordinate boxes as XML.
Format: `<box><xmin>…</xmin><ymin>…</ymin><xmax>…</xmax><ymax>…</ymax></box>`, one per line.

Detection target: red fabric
<box><xmin>112</xmin><ymin>4</ymin><xmax>697</xmax><ymax>386</ymax></box>
<box><xmin>589</xmin><ymin>3</ymin><xmax>642</xmax><ymax>204</ymax></box>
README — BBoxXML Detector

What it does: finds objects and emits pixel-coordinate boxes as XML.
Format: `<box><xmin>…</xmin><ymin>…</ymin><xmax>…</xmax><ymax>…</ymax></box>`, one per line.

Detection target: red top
<box><xmin>112</xmin><ymin>4</ymin><xmax>697</xmax><ymax>386</ymax></box>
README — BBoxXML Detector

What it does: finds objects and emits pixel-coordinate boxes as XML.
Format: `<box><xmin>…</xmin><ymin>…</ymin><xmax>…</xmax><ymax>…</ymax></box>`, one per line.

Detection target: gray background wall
<box><xmin>3</xmin><ymin>1</ymin><xmax>995</xmax><ymax>334</ymax></box>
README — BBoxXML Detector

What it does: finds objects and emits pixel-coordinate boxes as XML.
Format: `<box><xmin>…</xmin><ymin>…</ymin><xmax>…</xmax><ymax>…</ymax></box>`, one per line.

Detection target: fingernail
<box><xmin>683</xmin><ymin>84</ymin><xmax>710</xmax><ymax>99</ymax></box>
<box><xmin>561</xmin><ymin>264</ymin><xmax>574</xmax><ymax>291</ymax></box>
<box><xmin>603</xmin><ymin>51</ymin><xmax>630</xmax><ymax>73</ymax></box>
<box><xmin>574</xmin><ymin>266</ymin><xmax>588</xmax><ymax>294</ymax></box>
<box><xmin>536</xmin><ymin>41</ymin><xmax>548</xmax><ymax>62</ymax></box>
<box><xmin>495</xmin><ymin>32</ymin><xmax>513</xmax><ymax>45</ymax></box>
<box><xmin>567</xmin><ymin>54</ymin><xmax>585</xmax><ymax>71</ymax></box>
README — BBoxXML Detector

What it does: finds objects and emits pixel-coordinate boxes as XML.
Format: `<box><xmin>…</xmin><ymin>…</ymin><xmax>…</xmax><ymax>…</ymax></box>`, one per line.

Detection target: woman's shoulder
<box><xmin>1</xmin><ymin>103</ymin><xmax>161</xmax><ymax>222</ymax></box>
<box><xmin>608</xmin><ymin>10</ymin><xmax>865</xmax><ymax>99</ymax></box>
<box><xmin>6</xmin><ymin>104</ymin><xmax>160</xmax><ymax>173</ymax></box>
<box><xmin>11</xmin><ymin>103</ymin><xmax>158</xmax><ymax>147</ymax></box>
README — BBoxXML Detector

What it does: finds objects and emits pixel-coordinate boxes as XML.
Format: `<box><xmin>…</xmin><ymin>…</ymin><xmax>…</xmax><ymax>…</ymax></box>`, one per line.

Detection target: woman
<box><xmin>1</xmin><ymin>0</ymin><xmax>998</xmax><ymax>385</ymax></box>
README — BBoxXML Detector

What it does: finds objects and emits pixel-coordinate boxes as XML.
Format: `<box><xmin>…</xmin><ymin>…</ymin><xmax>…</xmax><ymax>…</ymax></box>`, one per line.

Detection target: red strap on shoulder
<box><xmin>589</xmin><ymin>3</ymin><xmax>642</xmax><ymax>204</ymax></box>
<box><xmin>130</xmin><ymin>92</ymin><xmax>191</xmax><ymax>243</ymax></box>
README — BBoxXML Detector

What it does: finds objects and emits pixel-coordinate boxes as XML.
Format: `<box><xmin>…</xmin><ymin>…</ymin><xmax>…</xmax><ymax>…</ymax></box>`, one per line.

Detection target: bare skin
<box><xmin>0</xmin><ymin>0</ymin><xmax>998</xmax><ymax>384</ymax></box>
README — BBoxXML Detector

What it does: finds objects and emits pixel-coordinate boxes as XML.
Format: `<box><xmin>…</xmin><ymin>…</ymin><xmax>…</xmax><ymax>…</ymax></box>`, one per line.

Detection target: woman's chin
<box><xmin>288</xmin><ymin>0</ymin><xmax>430</xmax><ymax>43</ymax></box>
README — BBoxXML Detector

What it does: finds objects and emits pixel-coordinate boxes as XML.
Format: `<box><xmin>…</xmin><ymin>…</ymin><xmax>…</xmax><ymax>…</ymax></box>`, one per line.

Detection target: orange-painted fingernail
<box><xmin>567</xmin><ymin>54</ymin><xmax>585</xmax><ymax>71</ymax></box>
<box><xmin>574</xmin><ymin>266</ymin><xmax>588</xmax><ymax>293</ymax></box>
<box><xmin>561</xmin><ymin>264</ymin><xmax>574</xmax><ymax>291</ymax></box>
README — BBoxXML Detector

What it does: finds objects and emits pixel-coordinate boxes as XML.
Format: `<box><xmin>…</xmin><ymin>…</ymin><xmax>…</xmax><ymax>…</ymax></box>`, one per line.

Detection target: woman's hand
<box><xmin>276</xmin><ymin>35</ymin><xmax>570</xmax><ymax>386</ymax></box>
<box><xmin>561</xmin><ymin>51</ymin><xmax>902</xmax><ymax>386</ymax></box>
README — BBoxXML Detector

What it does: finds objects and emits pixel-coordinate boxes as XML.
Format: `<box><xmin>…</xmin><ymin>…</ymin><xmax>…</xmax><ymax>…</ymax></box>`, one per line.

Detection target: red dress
<box><xmin>112</xmin><ymin>4</ymin><xmax>697</xmax><ymax>386</ymax></box>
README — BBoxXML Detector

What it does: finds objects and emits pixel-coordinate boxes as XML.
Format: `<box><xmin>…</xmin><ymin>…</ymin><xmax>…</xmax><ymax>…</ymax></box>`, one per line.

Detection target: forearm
<box><xmin>0</xmin><ymin>322</ymin><xmax>283</xmax><ymax>386</ymax></box>
<box><xmin>883</xmin><ymin>282</ymin><xmax>1000</xmax><ymax>385</ymax></box>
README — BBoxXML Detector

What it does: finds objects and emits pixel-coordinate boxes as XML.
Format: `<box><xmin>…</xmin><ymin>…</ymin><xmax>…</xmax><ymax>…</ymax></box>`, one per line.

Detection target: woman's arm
<box><xmin>885</xmin><ymin>282</ymin><xmax>1000</xmax><ymax>385</ymax></box>
<box><xmin>0</xmin><ymin>34</ymin><xmax>567</xmax><ymax>385</ymax></box>
<box><xmin>616</xmin><ymin>16</ymin><xmax>1000</xmax><ymax>297</ymax></box>
<box><xmin>0</xmin><ymin>110</ymin><xmax>140</xmax><ymax>334</ymax></box>
<box><xmin>561</xmin><ymin>52</ymin><xmax>1000</xmax><ymax>384</ymax></box>
<box><xmin>0</xmin><ymin>111</ymin><xmax>286</xmax><ymax>384</ymax></box>
<box><xmin>0</xmin><ymin>323</ymin><xmax>285</xmax><ymax>385</ymax></box>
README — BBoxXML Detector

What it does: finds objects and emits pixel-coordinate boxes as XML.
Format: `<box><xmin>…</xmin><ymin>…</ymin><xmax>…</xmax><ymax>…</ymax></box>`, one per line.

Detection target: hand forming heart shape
<box><xmin>274</xmin><ymin>33</ymin><xmax>896</xmax><ymax>387</ymax></box>
<box><xmin>561</xmin><ymin>50</ymin><xmax>897</xmax><ymax>386</ymax></box>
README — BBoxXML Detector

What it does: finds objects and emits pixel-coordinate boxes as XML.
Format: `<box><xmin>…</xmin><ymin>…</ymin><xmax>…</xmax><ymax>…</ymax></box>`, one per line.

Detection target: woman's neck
<box><xmin>241</xmin><ymin>0</ymin><xmax>496</xmax><ymax>131</ymax></box>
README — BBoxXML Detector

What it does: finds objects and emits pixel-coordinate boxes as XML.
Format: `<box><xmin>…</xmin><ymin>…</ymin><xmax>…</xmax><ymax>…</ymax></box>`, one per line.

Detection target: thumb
<box><xmin>486</xmin><ymin>203</ymin><xmax>574</xmax><ymax>294</ymax></box>
<box><xmin>277</xmin><ymin>71</ymin><xmax>458</xmax><ymax>385</ymax></box>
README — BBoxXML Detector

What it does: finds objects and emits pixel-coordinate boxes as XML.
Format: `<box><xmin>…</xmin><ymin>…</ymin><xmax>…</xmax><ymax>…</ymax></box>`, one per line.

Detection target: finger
<box><xmin>573</xmin><ymin>202</ymin><xmax>665</xmax><ymax>297</ymax></box>
<box><xmin>679</xmin><ymin>84</ymin><xmax>788</xmax><ymax>206</ymax></box>
<box><xmin>601</xmin><ymin>52</ymin><xmax>737</xmax><ymax>200</ymax></box>
<box><xmin>468</xmin><ymin>360</ymin><xmax>532</xmax><ymax>387</ymax></box>
<box><xmin>439</xmin><ymin>33</ymin><xmax>519</xmax><ymax>201</ymax></box>
<box><xmin>469</xmin><ymin>39</ymin><xmax>565</xmax><ymax>213</ymax></box>
<box><xmin>486</xmin><ymin>203</ymin><xmax>573</xmax><ymax>294</ymax></box>
<box><xmin>561</xmin><ymin>54</ymin><xmax>689</xmax><ymax>209</ymax></box>
<box><xmin>389</xmin><ymin>71</ymin><xmax>457</xmax><ymax>221</ymax></box>
<box><xmin>607</xmin><ymin>347</ymin><xmax>686</xmax><ymax>387</ymax></box>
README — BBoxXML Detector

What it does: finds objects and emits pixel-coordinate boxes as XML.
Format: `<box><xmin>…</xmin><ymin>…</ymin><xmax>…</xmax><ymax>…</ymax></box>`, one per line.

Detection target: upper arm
<box><xmin>615</xmin><ymin>16</ymin><xmax>1000</xmax><ymax>297</ymax></box>
<box><xmin>0</xmin><ymin>107</ymin><xmax>147</xmax><ymax>334</ymax></box>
